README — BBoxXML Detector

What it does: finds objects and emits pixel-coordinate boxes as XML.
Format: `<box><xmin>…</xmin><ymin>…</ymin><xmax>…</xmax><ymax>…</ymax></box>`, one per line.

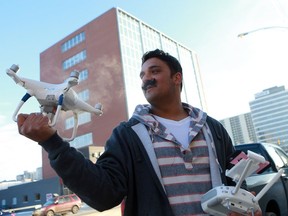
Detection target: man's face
<box><xmin>140</xmin><ymin>57</ymin><xmax>181</xmax><ymax>105</ymax></box>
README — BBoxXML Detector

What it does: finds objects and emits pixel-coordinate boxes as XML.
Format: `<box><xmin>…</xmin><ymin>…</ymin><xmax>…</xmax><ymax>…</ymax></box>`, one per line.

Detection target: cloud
<box><xmin>0</xmin><ymin>115</ymin><xmax>6</xmax><ymax>125</ymax></box>
<box><xmin>0</xmin><ymin>122</ymin><xmax>42</xmax><ymax>181</ymax></box>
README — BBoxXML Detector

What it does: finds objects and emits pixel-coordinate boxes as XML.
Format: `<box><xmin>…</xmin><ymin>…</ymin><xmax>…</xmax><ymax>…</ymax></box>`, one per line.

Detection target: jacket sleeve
<box><xmin>206</xmin><ymin>116</ymin><xmax>235</xmax><ymax>185</ymax></box>
<box><xmin>39</xmin><ymin>125</ymin><xmax>130</xmax><ymax>211</ymax></box>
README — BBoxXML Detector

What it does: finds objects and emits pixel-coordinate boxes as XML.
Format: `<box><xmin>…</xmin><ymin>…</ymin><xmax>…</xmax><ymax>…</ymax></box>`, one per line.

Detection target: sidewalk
<box><xmin>85</xmin><ymin>205</ymin><xmax>121</xmax><ymax>216</ymax></box>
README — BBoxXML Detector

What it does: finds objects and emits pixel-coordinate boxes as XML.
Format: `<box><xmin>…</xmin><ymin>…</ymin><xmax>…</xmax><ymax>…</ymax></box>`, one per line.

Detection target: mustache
<box><xmin>142</xmin><ymin>79</ymin><xmax>157</xmax><ymax>91</ymax></box>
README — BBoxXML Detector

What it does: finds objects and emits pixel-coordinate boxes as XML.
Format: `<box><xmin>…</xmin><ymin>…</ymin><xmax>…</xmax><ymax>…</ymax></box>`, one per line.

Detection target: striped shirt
<box><xmin>133</xmin><ymin>103</ymin><xmax>212</xmax><ymax>216</ymax></box>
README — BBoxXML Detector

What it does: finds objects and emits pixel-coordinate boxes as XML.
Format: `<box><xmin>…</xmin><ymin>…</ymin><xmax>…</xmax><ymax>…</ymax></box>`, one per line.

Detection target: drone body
<box><xmin>6</xmin><ymin>64</ymin><xmax>103</xmax><ymax>141</ymax></box>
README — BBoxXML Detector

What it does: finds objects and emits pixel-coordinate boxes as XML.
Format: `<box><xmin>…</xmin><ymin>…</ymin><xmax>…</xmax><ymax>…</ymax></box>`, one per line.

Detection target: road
<box><xmin>77</xmin><ymin>204</ymin><xmax>121</xmax><ymax>216</ymax></box>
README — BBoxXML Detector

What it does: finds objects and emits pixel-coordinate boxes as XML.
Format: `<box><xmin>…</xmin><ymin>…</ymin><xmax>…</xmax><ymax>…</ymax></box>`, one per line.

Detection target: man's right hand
<box><xmin>17</xmin><ymin>113</ymin><xmax>57</xmax><ymax>142</ymax></box>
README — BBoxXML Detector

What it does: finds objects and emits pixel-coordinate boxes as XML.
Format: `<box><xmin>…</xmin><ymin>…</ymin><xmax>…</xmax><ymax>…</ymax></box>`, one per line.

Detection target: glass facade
<box><xmin>249</xmin><ymin>86</ymin><xmax>288</xmax><ymax>151</ymax></box>
<box><xmin>117</xmin><ymin>9</ymin><xmax>207</xmax><ymax>117</ymax></box>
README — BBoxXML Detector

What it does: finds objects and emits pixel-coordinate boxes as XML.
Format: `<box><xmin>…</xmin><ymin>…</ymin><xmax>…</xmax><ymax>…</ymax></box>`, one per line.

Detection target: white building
<box><xmin>249</xmin><ymin>86</ymin><xmax>288</xmax><ymax>151</ymax></box>
<box><xmin>220</xmin><ymin>113</ymin><xmax>257</xmax><ymax>145</ymax></box>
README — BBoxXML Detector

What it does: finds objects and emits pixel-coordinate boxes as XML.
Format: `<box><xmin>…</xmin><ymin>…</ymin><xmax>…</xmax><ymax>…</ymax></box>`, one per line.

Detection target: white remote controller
<box><xmin>201</xmin><ymin>186</ymin><xmax>259</xmax><ymax>215</ymax></box>
<box><xmin>201</xmin><ymin>150</ymin><xmax>283</xmax><ymax>215</ymax></box>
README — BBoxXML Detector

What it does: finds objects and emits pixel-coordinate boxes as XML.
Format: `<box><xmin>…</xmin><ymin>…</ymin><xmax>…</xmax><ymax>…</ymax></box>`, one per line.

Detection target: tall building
<box><xmin>220</xmin><ymin>113</ymin><xmax>257</xmax><ymax>145</ymax></box>
<box><xmin>40</xmin><ymin>7</ymin><xmax>207</xmax><ymax>179</ymax></box>
<box><xmin>249</xmin><ymin>86</ymin><xmax>288</xmax><ymax>151</ymax></box>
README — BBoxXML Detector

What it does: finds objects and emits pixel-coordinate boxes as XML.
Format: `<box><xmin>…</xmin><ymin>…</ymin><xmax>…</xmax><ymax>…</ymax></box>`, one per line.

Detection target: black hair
<box><xmin>141</xmin><ymin>49</ymin><xmax>183</xmax><ymax>90</ymax></box>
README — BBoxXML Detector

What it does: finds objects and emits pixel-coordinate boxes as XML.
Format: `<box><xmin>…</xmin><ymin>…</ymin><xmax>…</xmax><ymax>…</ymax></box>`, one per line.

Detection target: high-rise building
<box><xmin>40</xmin><ymin>7</ymin><xmax>207</xmax><ymax>179</ymax></box>
<box><xmin>249</xmin><ymin>86</ymin><xmax>288</xmax><ymax>151</ymax></box>
<box><xmin>220</xmin><ymin>113</ymin><xmax>257</xmax><ymax>145</ymax></box>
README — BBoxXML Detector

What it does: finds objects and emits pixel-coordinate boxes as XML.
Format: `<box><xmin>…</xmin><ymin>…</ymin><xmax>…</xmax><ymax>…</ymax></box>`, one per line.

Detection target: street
<box><xmin>77</xmin><ymin>204</ymin><xmax>121</xmax><ymax>216</ymax></box>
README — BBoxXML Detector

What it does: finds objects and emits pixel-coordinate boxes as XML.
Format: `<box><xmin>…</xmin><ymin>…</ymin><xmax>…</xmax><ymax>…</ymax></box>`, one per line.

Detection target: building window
<box><xmin>62</xmin><ymin>50</ymin><xmax>87</xmax><ymax>70</ymax></box>
<box><xmin>61</xmin><ymin>32</ymin><xmax>86</xmax><ymax>53</ymax></box>
<box><xmin>78</xmin><ymin>89</ymin><xmax>89</xmax><ymax>101</ymax></box>
<box><xmin>12</xmin><ymin>197</ymin><xmax>17</xmax><ymax>205</ymax></box>
<box><xmin>2</xmin><ymin>199</ymin><xmax>6</xmax><ymax>208</ymax></box>
<box><xmin>65</xmin><ymin>112</ymin><xmax>91</xmax><ymax>130</ymax></box>
<box><xmin>70</xmin><ymin>133</ymin><xmax>93</xmax><ymax>149</ymax></box>
<box><xmin>23</xmin><ymin>195</ymin><xmax>28</xmax><ymax>203</ymax></box>
<box><xmin>79</xmin><ymin>69</ymin><xmax>88</xmax><ymax>82</ymax></box>
<box><xmin>65</xmin><ymin>117</ymin><xmax>74</xmax><ymax>130</ymax></box>
<box><xmin>35</xmin><ymin>193</ymin><xmax>41</xmax><ymax>201</ymax></box>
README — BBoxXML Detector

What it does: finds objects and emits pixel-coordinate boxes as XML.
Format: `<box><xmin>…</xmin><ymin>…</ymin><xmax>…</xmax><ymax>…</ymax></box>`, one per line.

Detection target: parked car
<box><xmin>0</xmin><ymin>210</ymin><xmax>15</xmax><ymax>216</ymax></box>
<box><xmin>0</xmin><ymin>211</ymin><xmax>8</xmax><ymax>216</ymax></box>
<box><xmin>235</xmin><ymin>142</ymin><xmax>288</xmax><ymax>216</ymax></box>
<box><xmin>32</xmin><ymin>194</ymin><xmax>82</xmax><ymax>216</ymax></box>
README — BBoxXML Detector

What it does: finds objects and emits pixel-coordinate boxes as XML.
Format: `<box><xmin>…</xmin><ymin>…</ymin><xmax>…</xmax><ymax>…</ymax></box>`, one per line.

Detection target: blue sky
<box><xmin>1</xmin><ymin>0</ymin><xmax>288</xmax><ymax>181</ymax></box>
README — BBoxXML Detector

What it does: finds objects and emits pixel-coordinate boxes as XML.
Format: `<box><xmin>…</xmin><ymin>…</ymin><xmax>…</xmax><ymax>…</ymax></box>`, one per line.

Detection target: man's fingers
<box><xmin>17</xmin><ymin>113</ymin><xmax>48</xmax><ymax>134</ymax></box>
<box><xmin>17</xmin><ymin>114</ymin><xmax>29</xmax><ymax>126</ymax></box>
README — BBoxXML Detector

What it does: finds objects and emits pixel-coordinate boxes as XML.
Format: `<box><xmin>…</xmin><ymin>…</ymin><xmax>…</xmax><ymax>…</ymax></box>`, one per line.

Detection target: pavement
<box><xmin>83</xmin><ymin>205</ymin><xmax>121</xmax><ymax>216</ymax></box>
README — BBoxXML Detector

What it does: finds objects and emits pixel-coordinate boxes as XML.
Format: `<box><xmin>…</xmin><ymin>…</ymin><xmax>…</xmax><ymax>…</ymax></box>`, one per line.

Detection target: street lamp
<box><xmin>238</xmin><ymin>26</ymin><xmax>288</xmax><ymax>37</ymax></box>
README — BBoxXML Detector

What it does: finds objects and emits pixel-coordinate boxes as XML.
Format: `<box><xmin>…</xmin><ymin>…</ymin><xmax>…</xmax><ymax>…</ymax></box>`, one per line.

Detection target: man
<box><xmin>17</xmin><ymin>49</ymin><xmax>261</xmax><ymax>216</ymax></box>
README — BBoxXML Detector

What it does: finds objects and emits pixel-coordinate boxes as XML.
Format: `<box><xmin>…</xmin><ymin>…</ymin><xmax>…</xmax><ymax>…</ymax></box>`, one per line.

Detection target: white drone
<box><xmin>6</xmin><ymin>64</ymin><xmax>103</xmax><ymax>141</ymax></box>
<box><xmin>201</xmin><ymin>150</ymin><xmax>283</xmax><ymax>216</ymax></box>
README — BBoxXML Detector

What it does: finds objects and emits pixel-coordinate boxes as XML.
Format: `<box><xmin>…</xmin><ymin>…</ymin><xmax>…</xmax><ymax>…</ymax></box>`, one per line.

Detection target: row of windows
<box><xmin>65</xmin><ymin>112</ymin><xmax>91</xmax><ymax>130</ymax></box>
<box><xmin>79</xmin><ymin>68</ymin><xmax>88</xmax><ymax>82</ymax></box>
<box><xmin>70</xmin><ymin>132</ymin><xmax>93</xmax><ymax>149</ymax></box>
<box><xmin>257</xmin><ymin>129</ymin><xmax>288</xmax><ymax>141</ymax></box>
<box><xmin>161</xmin><ymin>36</ymin><xmax>179</xmax><ymax>58</ymax></box>
<box><xmin>258</xmin><ymin>135</ymin><xmax>288</xmax><ymax>145</ymax></box>
<box><xmin>78</xmin><ymin>89</ymin><xmax>89</xmax><ymax>101</ymax></box>
<box><xmin>61</xmin><ymin>32</ymin><xmax>86</xmax><ymax>53</ymax></box>
<box><xmin>65</xmin><ymin>89</ymin><xmax>91</xmax><ymax>129</ymax></box>
<box><xmin>250</xmin><ymin>91</ymin><xmax>288</xmax><ymax>106</ymax></box>
<box><xmin>142</xmin><ymin>24</ymin><xmax>162</xmax><ymax>51</ymax></box>
<box><xmin>62</xmin><ymin>50</ymin><xmax>87</xmax><ymax>70</ymax></box>
<box><xmin>118</xmin><ymin>10</ymin><xmax>140</xmax><ymax>32</ymax></box>
<box><xmin>251</xmin><ymin>99</ymin><xmax>288</xmax><ymax>116</ymax></box>
<box><xmin>1</xmin><ymin>193</ymin><xmax>41</xmax><ymax>207</ymax></box>
<box><xmin>253</xmin><ymin>112</ymin><xmax>288</xmax><ymax>126</ymax></box>
<box><xmin>255</xmin><ymin>124</ymin><xmax>288</xmax><ymax>136</ymax></box>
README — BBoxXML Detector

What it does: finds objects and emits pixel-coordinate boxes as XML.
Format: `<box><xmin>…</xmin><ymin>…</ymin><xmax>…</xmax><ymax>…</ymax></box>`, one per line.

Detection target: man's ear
<box><xmin>173</xmin><ymin>72</ymin><xmax>182</xmax><ymax>86</ymax></box>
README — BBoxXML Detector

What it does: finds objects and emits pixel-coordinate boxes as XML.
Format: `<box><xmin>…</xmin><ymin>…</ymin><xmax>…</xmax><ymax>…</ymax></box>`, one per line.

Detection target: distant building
<box><xmin>15</xmin><ymin>168</ymin><xmax>42</xmax><ymax>182</ymax></box>
<box><xmin>35</xmin><ymin>167</ymin><xmax>43</xmax><ymax>181</ymax></box>
<box><xmin>249</xmin><ymin>86</ymin><xmax>288</xmax><ymax>151</ymax></box>
<box><xmin>220</xmin><ymin>113</ymin><xmax>257</xmax><ymax>145</ymax></box>
<box><xmin>0</xmin><ymin>177</ymin><xmax>63</xmax><ymax>210</ymax></box>
<box><xmin>40</xmin><ymin>7</ymin><xmax>207</xmax><ymax>179</ymax></box>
